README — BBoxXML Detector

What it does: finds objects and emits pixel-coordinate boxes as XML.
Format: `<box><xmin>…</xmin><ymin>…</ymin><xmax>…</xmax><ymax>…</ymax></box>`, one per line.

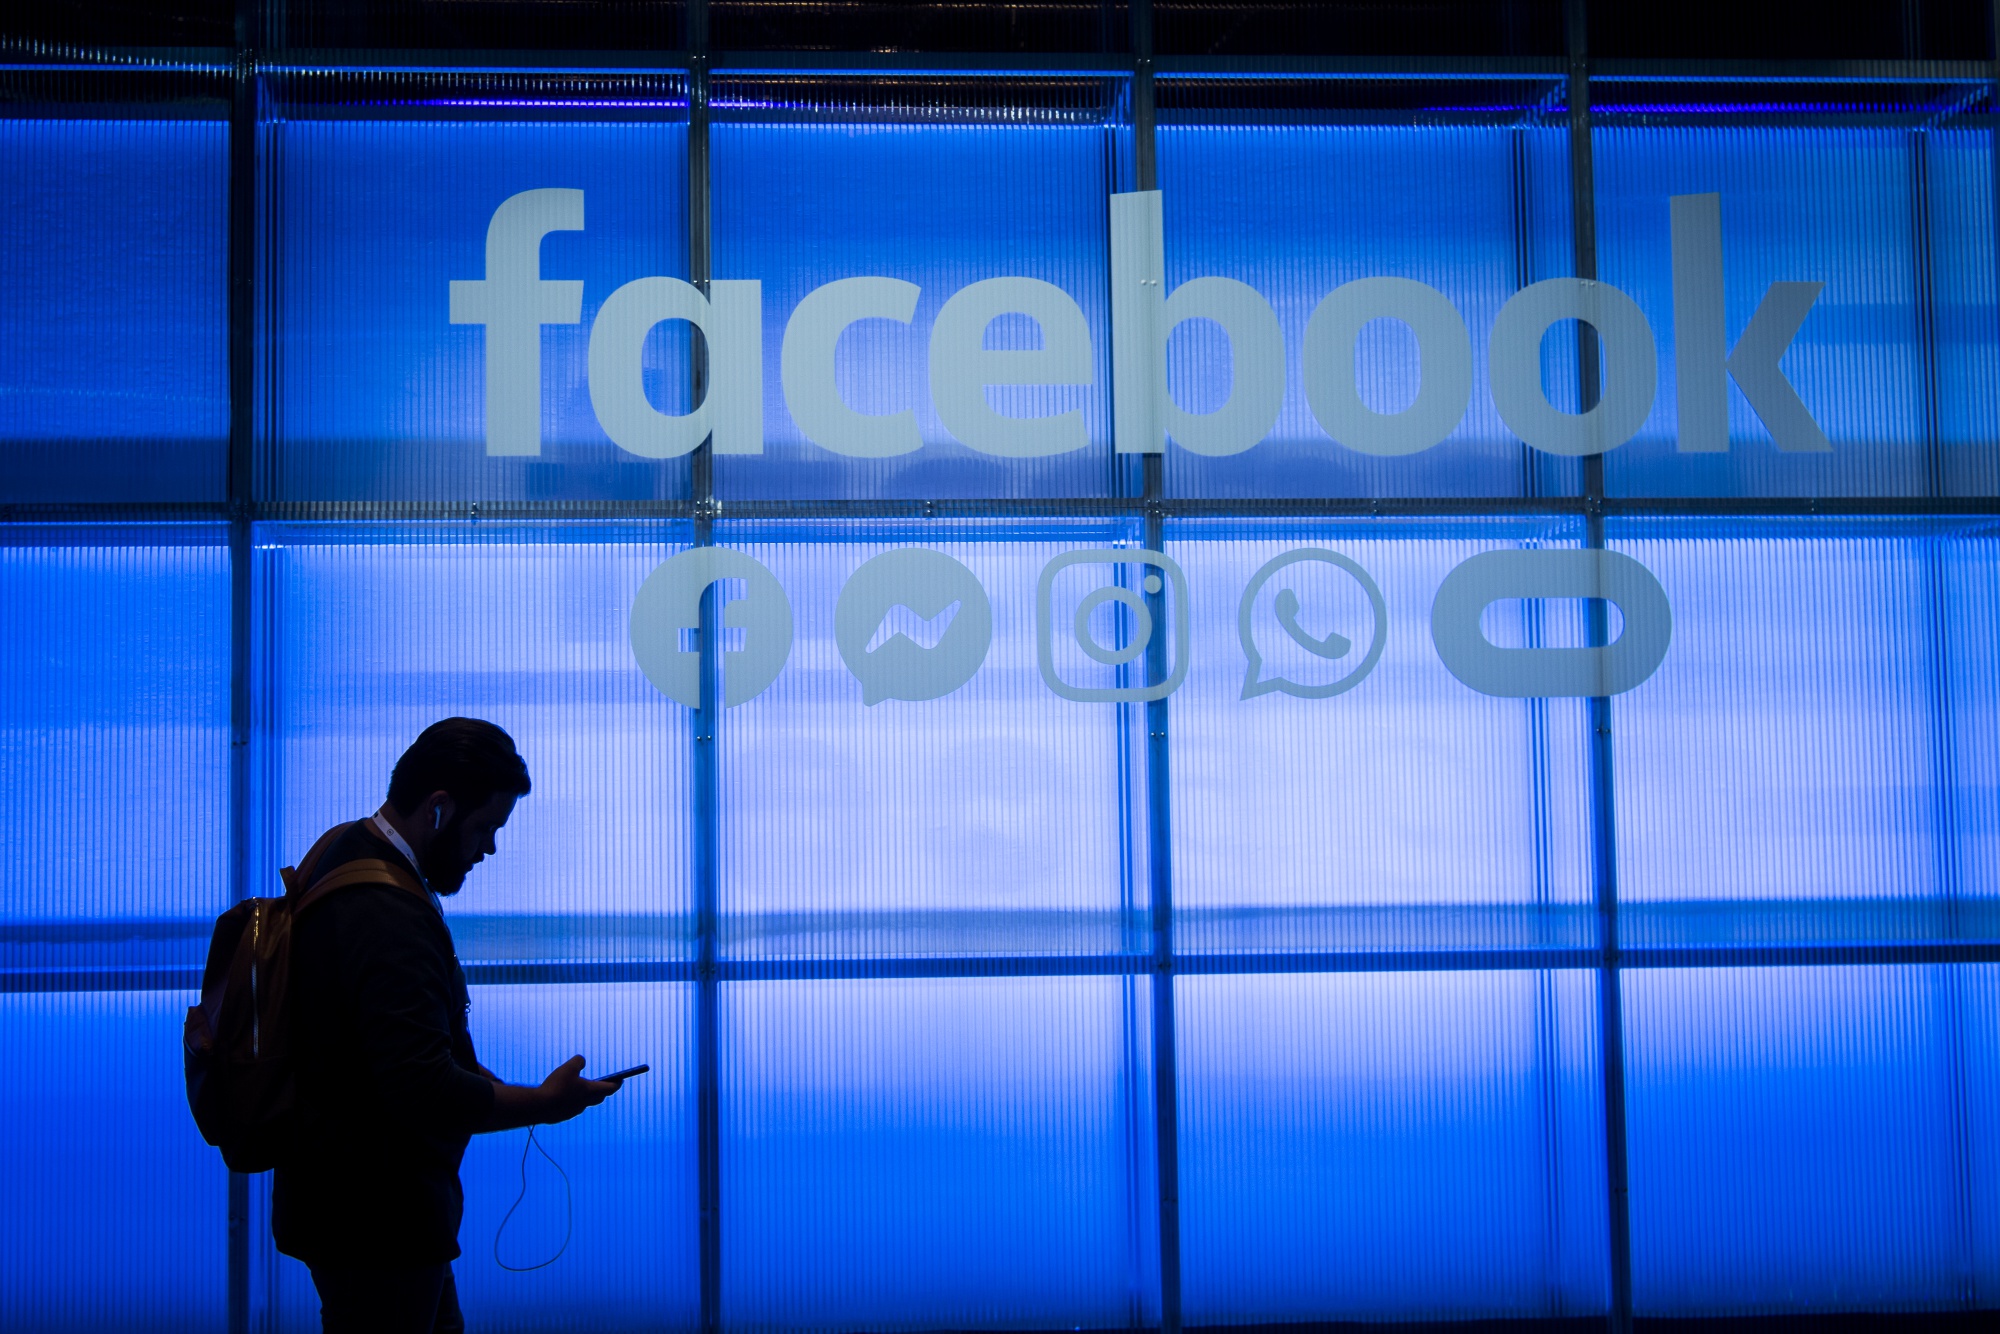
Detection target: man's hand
<box><xmin>535</xmin><ymin>1054</ymin><xmax>621</xmax><ymax>1124</ymax></box>
<box><xmin>482</xmin><ymin>1054</ymin><xmax>623</xmax><ymax>1132</ymax></box>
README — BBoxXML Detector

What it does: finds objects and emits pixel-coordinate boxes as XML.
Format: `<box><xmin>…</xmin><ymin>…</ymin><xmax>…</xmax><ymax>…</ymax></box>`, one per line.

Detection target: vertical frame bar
<box><xmin>1104</xmin><ymin>45</ymin><xmax>1154</xmax><ymax>1331</ymax></box>
<box><xmin>1511</xmin><ymin>122</ymin><xmax>1543</xmax><ymax>499</ymax></box>
<box><xmin>1912</xmin><ymin>79</ymin><xmax>1977</xmax><ymax>1308</ymax></box>
<box><xmin>1129</xmin><ymin>6</ymin><xmax>1182</xmax><ymax>1332</ymax></box>
<box><xmin>1564</xmin><ymin>3</ymin><xmax>1634</xmax><ymax>1331</ymax></box>
<box><xmin>688</xmin><ymin>5</ymin><xmax>723</xmax><ymax>1333</ymax></box>
<box><xmin>226</xmin><ymin>8</ymin><xmax>260</xmax><ymax>1330</ymax></box>
<box><xmin>1913</xmin><ymin>128</ymin><xmax>1945</xmax><ymax>500</ymax></box>
<box><xmin>1511</xmin><ymin>102</ymin><xmax>1573</xmax><ymax>1316</ymax></box>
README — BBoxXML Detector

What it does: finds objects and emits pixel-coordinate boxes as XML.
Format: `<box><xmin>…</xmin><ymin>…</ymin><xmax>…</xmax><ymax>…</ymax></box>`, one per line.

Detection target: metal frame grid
<box><xmin>4</xmin><ymin>1</ymin><xmax>2000</xmax><ymax>1331</ymax></box>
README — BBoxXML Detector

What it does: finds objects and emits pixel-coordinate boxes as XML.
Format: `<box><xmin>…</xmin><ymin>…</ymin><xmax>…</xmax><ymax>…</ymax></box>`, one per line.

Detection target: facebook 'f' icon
<box><xmin>449</xmin><ymin>189</ymin><xmax>585</xmax><ymax>456</ymax></box>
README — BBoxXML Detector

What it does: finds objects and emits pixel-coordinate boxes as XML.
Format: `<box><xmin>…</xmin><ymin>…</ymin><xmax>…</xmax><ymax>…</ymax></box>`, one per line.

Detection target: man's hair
<box><xmin>387</xmin><ymin>718</ymin><xmax>532</xmax><ymax>818</ymax></box>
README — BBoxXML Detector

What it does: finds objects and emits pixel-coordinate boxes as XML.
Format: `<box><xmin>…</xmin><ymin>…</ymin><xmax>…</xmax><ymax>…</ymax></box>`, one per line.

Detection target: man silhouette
<box><xmin>273</xmin><ymin>718</ymin><xmax>624</xmax><ymax>1333</ymax></box>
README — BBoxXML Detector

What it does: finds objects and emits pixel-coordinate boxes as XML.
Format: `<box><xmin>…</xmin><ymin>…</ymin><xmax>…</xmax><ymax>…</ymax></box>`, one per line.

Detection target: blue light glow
<box><xmin>0</xmin><ymin>121</ymin><xmax>228</xmax><ymax>500</ymax></box>
<box><xmin>1</xmin><ymin>84</ymin><xmax>1996</xmax><ymax>1334</ymax></box>
<box><xmin>264</xmin><ymin>122</ymin><xmax>690</xmax><ymax>501</ymax></box>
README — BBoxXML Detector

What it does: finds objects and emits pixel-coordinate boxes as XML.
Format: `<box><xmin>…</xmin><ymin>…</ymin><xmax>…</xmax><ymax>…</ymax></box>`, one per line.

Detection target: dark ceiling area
<box><xmin>0</xmin><ymin>0</ymin><xmax>1992</xmax><ymax>59</ymax></box>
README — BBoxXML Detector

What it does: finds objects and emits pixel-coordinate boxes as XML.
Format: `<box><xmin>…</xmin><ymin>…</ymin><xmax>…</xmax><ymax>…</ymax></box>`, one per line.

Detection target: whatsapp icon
<box><xmin>1237</xmin><ymin>548</ymin><xmax>1388</xmax><ymax>700</ymax></box>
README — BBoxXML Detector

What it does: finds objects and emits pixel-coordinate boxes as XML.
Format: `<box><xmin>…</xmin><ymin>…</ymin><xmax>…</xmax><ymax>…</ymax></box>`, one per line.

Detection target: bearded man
<box><xmin>273</xmin><ymin>717</ymin><xmax>624</xmax><ymax>1333</ymax></box>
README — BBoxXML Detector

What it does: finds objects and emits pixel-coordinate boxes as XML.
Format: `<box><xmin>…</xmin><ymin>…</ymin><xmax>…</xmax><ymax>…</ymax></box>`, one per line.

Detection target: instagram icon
<box><xmin>1035</xmin><ymin>549</ymin><xmax>1190</xmax><ymax>704</ymax></box>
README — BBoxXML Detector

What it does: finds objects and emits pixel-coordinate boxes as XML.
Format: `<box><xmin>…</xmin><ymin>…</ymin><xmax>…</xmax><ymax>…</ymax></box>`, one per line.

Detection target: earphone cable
<box><xmin>494</xmin><ymin>1125</ymin><xmax>572</xmax><ymax>1272</ymax></box>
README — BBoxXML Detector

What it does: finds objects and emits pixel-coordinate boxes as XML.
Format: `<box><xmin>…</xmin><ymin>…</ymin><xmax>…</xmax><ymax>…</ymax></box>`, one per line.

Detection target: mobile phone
<box><xmin>596</xmin><ymin>1064</ymin><xmax>649</xmax><ymax>1082</ymax></box>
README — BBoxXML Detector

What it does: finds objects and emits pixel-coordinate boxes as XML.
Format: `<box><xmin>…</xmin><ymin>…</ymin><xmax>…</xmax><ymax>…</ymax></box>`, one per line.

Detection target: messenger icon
<box><xmin>834</xmin><ymin>548</ymin><xmax>994</xmax><ymax>704</ymax></box>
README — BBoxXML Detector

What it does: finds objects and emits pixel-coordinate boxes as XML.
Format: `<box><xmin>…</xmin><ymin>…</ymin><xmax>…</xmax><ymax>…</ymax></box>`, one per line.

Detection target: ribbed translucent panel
<box><xmin>1594</xmin><ymin>125</ymin><xmax>1935</xmax><ymax>497</ymax></box>
<box><xmin>1177</xmin><ymin>970</ymin><xmax>1606</xmax><ymax>1323</ymax></box>
<box><xmin>719</xmin><ymin>529</ymin><xmax>1133</xmax><ymax>958</ymax></box>
<box><xmin>1945</xmin><ymin>529</ymin><xmax>2000</xmax><ymax>904</ymax></box>
<box><xmin>12</xmin><ymin>66</ymin><xmax>2000</xmax><ymax>1334</ymax></box>
<box><xmin>263</xmin><ymin>119</ymin><xmax>689</xmax><ymax>501</ymax></box>
<box><xmin>1169</xmin><ymin>525</ymin><xmax>1594</xmax><ymax>954</ymax></box>
<box><xmin>457</xmin><ymin>984</ymin><xmax>696</xmax><ymax>1329</ymax></box>
<box><xmin>1625</xmin><ymin>965</ymin><xmax>1971</xmax><ymax>1316</ymax></box>
<box><xmin>1930</xmin><ymin>128</ymin><xmax>2000</xmax><ymax>496</ymax></box>
<box><xmin>1965</xmin><ymin>965</ymin><xmax>2000</xmax><ymax>1289</ymax></box>
<box><xmin>0</xmin><ymin>991</ymin><xmax>226</xmax><ymax>1332</ymax></box>
<box><xmin>257</xmin><ymin>527</ymin><xmax>693</xmax><ymax>957</ymax></box>
<box><xmin>710</xmin><ymin>122</ymin><xmax>1115</xmax><ymax>500</ymax></box>
<box><xmin>254</xmin><ymin>984</ymin><xmax>696</xmax><ymax>1333</ymax></box>
<box><xmin>0</xmin><ymin>535</ymin><xmax>229</xmax><ymax>944</ymax></box>
<box><xmin>1609</xmin><ymin>522</ymin><xmax>1962</xmax><ymax>945</ymax></box>
<box><xmin>720</xmin><ymin>976</ymin><xmax>1156</xmax><ymax>1332</ymax></box>
<box><xmin>0</xmin><ymin>119</ymin><xmax>228</xmax><ymax>502</ymax></box>
<box><xmin>1157</xmin><ymin>122</ymin><xmax>1576</xmax><ymax>500</ymax></box>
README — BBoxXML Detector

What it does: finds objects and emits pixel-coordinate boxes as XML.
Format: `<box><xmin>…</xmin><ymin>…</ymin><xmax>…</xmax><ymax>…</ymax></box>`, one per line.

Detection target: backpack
<box><xmin>182</xmin><ymin>820</ymin><xmax>429</xmax><ymax>1173</ymax></box>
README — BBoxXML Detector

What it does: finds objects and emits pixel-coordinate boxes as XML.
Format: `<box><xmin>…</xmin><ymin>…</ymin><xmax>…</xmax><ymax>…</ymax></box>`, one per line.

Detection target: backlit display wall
<box><xmin>1</xmin><ymin>58</ymin><xmax>1997</xmax><ymax>1334</ymax></box>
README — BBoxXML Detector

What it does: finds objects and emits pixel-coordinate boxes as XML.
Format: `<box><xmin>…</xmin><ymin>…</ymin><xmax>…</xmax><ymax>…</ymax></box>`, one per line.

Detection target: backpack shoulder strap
<box><xmin>281</xmin><ymin>820</ymin><xmax>432</xmax><ymax>918</ymax></box>
<box><xmin>280</xmin><ymin>820</ymin><xmax>360</xmax><ymax>898</ymax></box>
<box><xmin>295</xmin><ymin>859</ymin><xmax>429</xmax><ymax>917</ymax></box>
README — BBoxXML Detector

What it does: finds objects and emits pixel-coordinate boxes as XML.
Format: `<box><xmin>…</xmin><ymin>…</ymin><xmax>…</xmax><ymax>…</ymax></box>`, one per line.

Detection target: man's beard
<box><xmin>419</xmin><ymin>819</ymin><xmax>473</xmax><ymax>896</ymax></box>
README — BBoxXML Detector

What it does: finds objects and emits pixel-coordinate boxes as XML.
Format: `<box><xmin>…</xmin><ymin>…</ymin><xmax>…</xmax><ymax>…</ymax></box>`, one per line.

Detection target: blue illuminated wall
<box><xmin>263</xmin><ymin>111</ymin><xmax>692</xmax><ymax>500</ymax></box>
<box><xmin>1156</xmin><ymin>121</ymin><xmax>1576</xmax><ymax>500</ymax></box>
<box><xmin>711</xmin><ymin>119</ymin><xmax>1115</xmax><ymax>500</ymax></box>
<box><xmin>0</xmin><ymin>120</ymin><xmax>228</xmax><ymax>500</ymax></box>
<box><xmin>1</xmin><ymin>62</ymin><xmax>1998</xmax><ymax>1334</ymax></box>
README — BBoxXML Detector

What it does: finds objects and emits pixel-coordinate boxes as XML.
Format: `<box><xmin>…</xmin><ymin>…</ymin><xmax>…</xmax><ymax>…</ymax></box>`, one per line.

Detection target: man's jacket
<box><xmin>272</xmin><ymin>820</ymin><xmax>496</xmax><ymax>1266</ymax></box>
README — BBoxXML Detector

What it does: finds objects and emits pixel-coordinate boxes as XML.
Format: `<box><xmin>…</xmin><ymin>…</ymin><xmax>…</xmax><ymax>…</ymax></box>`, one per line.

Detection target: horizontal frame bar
<box><xmin>1</xmin><ymin>496</ymin><xmax>1997</xmax><ymax>526</ymax></box>
<box><xmin>17</xmin><ymin>940</ymin><xmax>2000</xmax><ymax>993</ymax></box>
<box><xmin>6</xmin><ymin>47</ymin><xmax>1992</xmax><ymax>84</ymax></box>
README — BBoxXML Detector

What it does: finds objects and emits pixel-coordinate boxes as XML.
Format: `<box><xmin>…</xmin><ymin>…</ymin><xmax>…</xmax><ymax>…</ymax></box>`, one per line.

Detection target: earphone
<box><xmin>495</xmin><ymin>1126</ymin><xmax>572</xmax><ymax>1271</ymax></box>
<box><xmin>434</xmin><ymin>806</ymin><xmax>444</xmax><ymax>830</ymax></box>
